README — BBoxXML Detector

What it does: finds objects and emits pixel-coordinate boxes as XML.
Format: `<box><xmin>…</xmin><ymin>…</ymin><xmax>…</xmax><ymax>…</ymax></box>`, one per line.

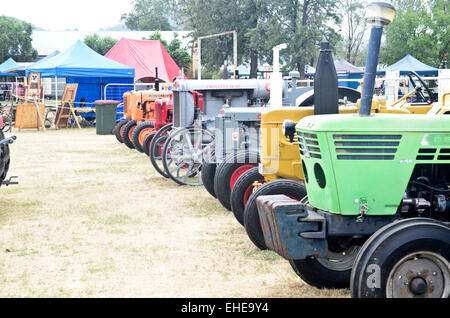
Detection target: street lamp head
<box><xmin>365</xmin><ymin>2</ymin><xmax>396</xmax><ymax>26</ymax></box>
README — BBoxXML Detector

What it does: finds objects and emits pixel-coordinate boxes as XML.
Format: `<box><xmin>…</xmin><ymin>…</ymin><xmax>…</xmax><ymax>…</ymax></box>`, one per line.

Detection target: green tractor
<box><xmin>254</xmin><ymin>2</ymin><xmax>450</xmax><ymax>297</ymax></box>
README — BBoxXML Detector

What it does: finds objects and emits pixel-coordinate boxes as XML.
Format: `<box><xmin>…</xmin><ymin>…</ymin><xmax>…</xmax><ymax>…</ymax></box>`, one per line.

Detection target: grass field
<box><xmin>0</xmin><ymin>128</ymin><xmax>349</xmax><ymax>298</ymax></box>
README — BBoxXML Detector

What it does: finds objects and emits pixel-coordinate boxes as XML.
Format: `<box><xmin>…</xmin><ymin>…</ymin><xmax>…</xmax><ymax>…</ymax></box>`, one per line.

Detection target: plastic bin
<box><xmin>94</xmin><ymin>100</ymin><xmax>120</xmax><ymax>135</ymax></box>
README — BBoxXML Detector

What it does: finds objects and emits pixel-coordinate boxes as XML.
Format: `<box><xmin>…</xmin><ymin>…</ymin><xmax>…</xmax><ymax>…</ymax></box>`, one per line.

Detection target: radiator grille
<box><xmin>333</xmin><ymin>134</ymin><xmax>401</xmax><ymax>161</ymax></box>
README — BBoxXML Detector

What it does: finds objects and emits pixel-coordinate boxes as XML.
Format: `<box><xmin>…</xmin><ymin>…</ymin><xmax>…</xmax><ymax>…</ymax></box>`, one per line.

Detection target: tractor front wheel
<box><xmin>243</xmin><ymin>179</ymin><xmax>307</xmax><ymax>250</ymax></box>
<box><xmin>350</xmin><ymin>218</ymin><xmax>450</xmax><ymax>298</ymax></box>
<box><xmin>230</xmin><ymin>167</ymin><xmax>264</xmax><ymax>226</ymax></box>
<box><xmin>289</xmin><ymin>245</ymin><xmax>360</xmax><ymax>289</ymax></box>
<box><xmin>132</xmin><ymin>121</ymin><xmax>155</xmax><ymax>153</ymax></box>
<box><xmin>213</xmin><ymin>151</ymin><xmax>260</xmax><ymax>211</ymax></box>
<box><xmin>122</xmin><ymin>120</ymin><xmax>137</xmax><ymax>149</ymax></box>
<box><xmin>114</xmin><ymin>119</ymin><xmax>130</xmax><ymax>143</ymax></box>
<box><xmin>149</xmin><ymin>124</ymin><xmax>173</xmax><ymax>178</ymax></box>
<box><xmin>201</xmin><ymin>161</ymin><xmax>217</xmax><ymax>198</ymax></box>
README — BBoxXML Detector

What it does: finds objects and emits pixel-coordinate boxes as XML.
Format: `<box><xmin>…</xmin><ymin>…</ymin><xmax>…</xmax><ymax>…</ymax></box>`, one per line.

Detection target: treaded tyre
<box><xmin>350</xmin><ymin>218</ymin><xmax>450</xmax><ymax>298</ymax></box>
<box><xmin>114</xmin><ymin>119</ymin><xmax>130</xmax><ymax>143</ymax></box>
<box><xmin>289</xmin><ymin>245</ymin><xmax>360</xmax><ymax>290</ymax></box>
<box><xmin>201</xmin><ymin>150</ymin><xmax>217</xmax><ymax>198</ymax></box>
<box><xmin>132</xmin><ymin>121</ymin><xmax>155</xmax><ymax>153</ymax></box>
<box><xmin>230</xmin><ymin>167</ymin><xmax>264</xmax><ymax>226</ymax></box>
<box><xmin>0</xmin><ymin>130</ymin><xmax>10</xmax><ymax>184</ymax></box>
<box><xmin>244</xmin><ymin>179</ymin><xmax>306</xmax><ymax>250</ymax></box>
<box><xmin>149</xmin><ymin>124</ymin><xmax>173</xmax><ymax>178</ymax></box>
<box><xmin>213</xmin><ymin>150</ymin><xmax>259</xmax><ymax>211</ymax></box>
<box><xmin>143</xmin><ymin>132</ymin><xmax>156</xmax><ymax>156</ymax></box>
<box><xmin>201</xmin><ymin>162</ymin><xmax>217</xmax><ymax>198</ymax></box>
<box><xmin>122</xmin><ymin>120</ymin><xmax>137</xmax><ymax>149</ymax></box>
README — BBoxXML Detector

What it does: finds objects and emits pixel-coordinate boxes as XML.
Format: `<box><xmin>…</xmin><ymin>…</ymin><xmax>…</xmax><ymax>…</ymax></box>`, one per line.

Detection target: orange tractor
<box><xmin>114</xmin><ymin>88</ymin><xmax>173</xmax><ymax>154</ymax></box>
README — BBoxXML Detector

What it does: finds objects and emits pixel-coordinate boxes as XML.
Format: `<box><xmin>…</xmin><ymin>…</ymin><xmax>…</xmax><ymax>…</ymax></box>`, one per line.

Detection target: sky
<box><xmin>1</xmin><ymin>0</ymin><xmax>133</xmax><ymax>31</ymax></box>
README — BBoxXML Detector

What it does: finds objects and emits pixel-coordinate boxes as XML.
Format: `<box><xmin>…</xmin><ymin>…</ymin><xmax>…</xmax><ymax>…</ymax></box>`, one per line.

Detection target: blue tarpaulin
<box><xmin>379</xmin><ymin>54</ymin><xmax>438</xmax><ymax>76</ymax></box>
<box><xmin>26</xmin><ymin>40</ymin><xmax>135</xmax><ymax>78</ymax></box>
<box><xmin>26</xmin><ymin>40</ymin><xmax>135</xmax><ymax>119</ymax></box>
<box><xmin>0</xmin><ymin>58</ymin><xmax>20</xmax><ymax>76</ymax></box>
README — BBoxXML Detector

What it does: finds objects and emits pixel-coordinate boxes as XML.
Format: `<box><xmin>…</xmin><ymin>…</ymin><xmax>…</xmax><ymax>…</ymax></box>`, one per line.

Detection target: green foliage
<box><xmin>144</xmin><ymin>31</ymin><xmax>193</xmax><ymax>72</ymax></box>
<box><xmin>380</xmin><ymin>0</ymin><xmax>449</xmax><ymax>68</ymax></box>
<box><xmin>336</xmin><ymin>0</ymin><xmax>367</xmax><ymax>65</ymax></box>
<box><xmin>172</xmin><ymin>0</ymin><xmax>261</xmax><ymax>76</ymax></box>
<box><xmin>0</xmin><ymin>15</ymin><xmax>37</xmax><ymax>62</ymax></box>
<box><xmin>84</xmin><ymin>34</ymin><xmax>118</xmax><ymax>56</ymax></box>
<box><xmin>246</xmin><ymin>0</ymin><xmax>341</xmax><ymax>76</ymax></box>
<box><xmin>121</xmin><ymin>0</ymin><xmax>174</xmax><ymax>31</ymax></box>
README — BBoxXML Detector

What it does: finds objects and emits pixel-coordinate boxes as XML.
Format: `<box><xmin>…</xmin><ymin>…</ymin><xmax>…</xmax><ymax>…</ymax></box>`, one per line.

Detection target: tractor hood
<box><xmin>297</xmin><ymin>114</ymin><xmax>450</xmax><ymax>133</ymax></box>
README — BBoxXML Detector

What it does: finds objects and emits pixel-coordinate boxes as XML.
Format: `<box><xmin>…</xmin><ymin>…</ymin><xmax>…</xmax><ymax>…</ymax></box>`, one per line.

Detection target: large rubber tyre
<box><xmin>149</xmin><ymin>124</ymin><xmax>173</xmax><ymax>178</ymax></box>
<box><xmin>213</xmin><ymin>151</ymin><xmax>260</xmax><ymax>211</ymax></box>
<box><xmin>350</xmin><ymin>218</ymin><xmax>450</xmax><ymax>298</ymax></box>
<box><xmin>132</xmin><ymin>121</ymin><xmax>155</xmax><ymax>153</ymax></box>
<box><xmin>230</xmin><ymin>167</ymin><xmax>264</xmax><ymax>226</ymax></box>
<box><xmin>143</xmin><ymin>133</ymin><xmax>156</xmax><ymax>156</ymax></box>
<box><xmin>114</xmin><ymin>119</ymin><xmax>130</xmax><ymax>144</ymax></box>
<box><xmin>244</xmin><ymin>179</ymin><xmax>307</xmax><ymax>250</ymax></box>
<box><xmin>201</xmin><ymin>162</ymin><xmax>217</xmax><ymax>198</ymax></box>
<box><xmin>289</xmin><ymin>245</ymin><xmax>360</xmax><ymax>290</ymax></box>
<box><xmin>0</xmin><ymin>130</ymin><xmax>11</xmax><ymax>183</ymax></box>
<box><xmin>122</xmin><ymin>120</ymin><xmax>137</xmax><ymax>150</ymax></box>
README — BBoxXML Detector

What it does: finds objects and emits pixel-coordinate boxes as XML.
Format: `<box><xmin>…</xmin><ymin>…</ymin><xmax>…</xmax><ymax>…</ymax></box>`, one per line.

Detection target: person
<box><xmin>17</xmin><ymin>84</ymin><xmax>25</xmax><ymax>97</ymax></box>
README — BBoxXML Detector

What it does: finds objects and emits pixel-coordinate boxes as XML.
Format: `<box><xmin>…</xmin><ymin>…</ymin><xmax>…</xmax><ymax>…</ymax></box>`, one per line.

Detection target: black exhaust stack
<box><xmin>155</xmin><ymin>67</ymin><xmax>160</xmax><ymax>91</ymax></box>
<box><xmin>314</xmin><ymin>42</ymin><xmax>338</xmax><ymax>115</ymax></box>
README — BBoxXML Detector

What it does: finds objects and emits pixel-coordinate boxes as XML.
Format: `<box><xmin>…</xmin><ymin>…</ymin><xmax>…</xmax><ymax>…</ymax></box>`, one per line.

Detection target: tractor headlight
<box><xmin>282</xmin><ymin>120</ymin><xmax>296</xmax><ymax>142</ymax></box>
<box><xmin>365</xmin><ymin>2</ymin><xmax>396</xmax><ymax>26</ymax></box>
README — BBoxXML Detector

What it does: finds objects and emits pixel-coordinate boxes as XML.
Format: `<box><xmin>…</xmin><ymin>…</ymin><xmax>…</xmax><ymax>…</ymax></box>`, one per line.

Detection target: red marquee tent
<box><xmin>105</xmin><ymin>38</ymin><xmax>184</xmax><ymax>83</ymax></box>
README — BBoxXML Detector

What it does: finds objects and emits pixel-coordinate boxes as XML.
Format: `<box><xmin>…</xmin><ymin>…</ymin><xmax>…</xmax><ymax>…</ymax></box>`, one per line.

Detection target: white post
<box><xmin>269</xmin><ymin>43</ymin><xmax>287</xmax><ymax>108</ymax></box>
<box><xmin>198</xmin><ymin>39</ymin><xmax>202</xmax><ymax>80</ymax></box>
<box><xmin>233</xmin><ymin>31</ymin><xmax>238</xmax><ymax>78</ymax></box>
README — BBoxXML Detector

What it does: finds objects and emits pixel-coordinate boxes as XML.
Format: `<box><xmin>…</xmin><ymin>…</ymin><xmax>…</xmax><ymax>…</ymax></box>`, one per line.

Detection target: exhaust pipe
<box><xmin>314</xmin><ymin>42</ymin><xmax>338</xmax><ymax>115</ymax></box>
<box><xmin>359</xmin><ymin>2</ymin><xmax>396</xmax><ymax>116</ymax></box>
<box><xmin>155</xmin><ymin>67</ymin><xmax>160</xmax><ymax>91</ymax></box>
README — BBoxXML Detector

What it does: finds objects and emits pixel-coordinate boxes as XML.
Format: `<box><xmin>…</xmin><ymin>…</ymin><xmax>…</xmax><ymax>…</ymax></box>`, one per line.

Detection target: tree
<box><xmin>339</xmin><ymin>0</ymin><xmax>367</xmax><ymax>65</ymax></box>
<box><xmin>144</xmin><ymin>31</ymin><xmax>193</xmax><ymax>72</ymax></box>
<box><xmin>380</xmin><ymin>0</ymin><xmax>449</xmax><ymax>68</ymax></box>
<box><xmin>121</xmin><ymin>0</ymin><xmax>175</xmax><ymax>31</ymax></box>
<box><xmin>247</xmin><ymin>0</ymin><xmax>341</xmax><ymax>77</ymax></box>
<box><xmin>84</xmin><ymin>34</ymin><xmax>118</xmax><ymax>56</ymax></box>
<box><xmin>0</xmin><ymin>16</ymin><xmax>37</xmax><ymax>62</ymax></box>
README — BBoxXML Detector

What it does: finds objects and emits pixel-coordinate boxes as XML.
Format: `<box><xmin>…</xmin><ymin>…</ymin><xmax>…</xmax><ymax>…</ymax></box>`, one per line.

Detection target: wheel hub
<box><xmin>409</xmin><ymin>276</ymin><xmax>427</xmax><ymax>295</ymax></box>
<box><xmin>389</xmin><ymin>252</ymin><xmax>449</xmax><ymax>298</ymax></box>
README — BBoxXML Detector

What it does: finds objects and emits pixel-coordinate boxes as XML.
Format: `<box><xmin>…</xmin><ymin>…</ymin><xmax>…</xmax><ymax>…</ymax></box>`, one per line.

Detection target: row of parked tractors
<box><xmin>113</xmin><ymin>4</ymin><xmax>449</xmax><ymax>297</ymax></box>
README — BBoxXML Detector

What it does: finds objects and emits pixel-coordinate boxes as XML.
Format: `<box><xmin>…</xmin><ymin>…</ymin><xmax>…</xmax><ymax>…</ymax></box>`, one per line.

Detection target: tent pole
<box><xmin>54</xmin><ymin>76</ymin><xmax>58</xmax><ymax>127</ymax></box>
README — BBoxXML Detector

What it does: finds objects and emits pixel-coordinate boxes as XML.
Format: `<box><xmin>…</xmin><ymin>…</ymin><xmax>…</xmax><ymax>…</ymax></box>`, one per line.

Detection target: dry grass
<box><xmin>0</xmin><ymin>128</ymin><xmax>349</xmax><ymax>298</ymax></box>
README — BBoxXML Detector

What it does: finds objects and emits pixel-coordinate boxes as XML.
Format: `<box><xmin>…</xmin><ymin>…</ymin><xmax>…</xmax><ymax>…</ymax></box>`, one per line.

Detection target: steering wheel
<box><xmin>407</xmin><ymin>71</ymin><xmax>434</xmax><ymax>105</ymax></box>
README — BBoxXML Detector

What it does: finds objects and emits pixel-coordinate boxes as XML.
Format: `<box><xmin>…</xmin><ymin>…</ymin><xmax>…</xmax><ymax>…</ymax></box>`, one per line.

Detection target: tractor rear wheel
<box><xmin>149</xmin><ymin>124</ymin><xmax>173</xmax><ymax>178</ymax></box>
<box><xmin>143</xmin><ymin>133</ymin><xmax>156</xmax><ymax>156</ymax></box>
<box><xmin>243</xmin><ymin>179</ymin><xmax>306</xmax><ymax>250</ymax></box>
<box><xmin>132</xmin><ymin>121</ymin><xmax>155</xmax><ymax>153</ymax></box>
<box><xmin>230</xmin><ymin>167</ymin><xmax>265</xmax><ymax>226</ymax></box>
<box><xmin>114</xmin><ymin>119</ymin><xmax>130</xmax><ymax>143</ymax></box>
<box><xmin>289</xmin><ymin>246</ymin><xmax>360</xmax><ymax>290</ymax></box>
<box><xmin>213</xmin><ymin>151</ymin><xmax>260</xmax><ymax>211</ymax></box>
<box><xmin>162</xmin><ymin>126</ymin><xmax>214</xmax><ymax>186</ymax></box>
<box><xmin>350</xmin><ymin>218</ymin><xmax>450</xmax><ymax>298</ymax></box>
<box><xmin>122</xmin><ymin>120</ymin><xmax>137</xmax><ymax>149</ymax></box>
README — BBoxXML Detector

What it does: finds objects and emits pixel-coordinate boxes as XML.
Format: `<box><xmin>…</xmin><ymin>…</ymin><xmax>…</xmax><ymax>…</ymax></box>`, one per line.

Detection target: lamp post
<box><xmin>359</xmin><ymin>2</ymin><xmax>396</xmax><ymax>116</ymax></box>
